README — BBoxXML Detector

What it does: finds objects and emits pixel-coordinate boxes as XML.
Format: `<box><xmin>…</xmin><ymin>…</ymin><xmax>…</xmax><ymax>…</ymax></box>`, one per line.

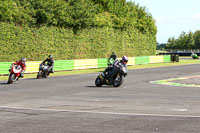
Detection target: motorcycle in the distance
<box><xmin>95</xmin><ymin>62</ymin><xmax>128</xmax><ymax>87</ymax></box>
<box><xmin>37</xmin><ymin>64</ymin><xmax>51</xmax><ymax>79</ymax></box>
<box><xmin>7</xmin><ymin>64</ymin><xmax>22</xmax><ymax>84</ymax></box>
<box><xmin>191</xmin><ymin>53</ymin><xmax>199</xmax><ymax>59</ymax></box>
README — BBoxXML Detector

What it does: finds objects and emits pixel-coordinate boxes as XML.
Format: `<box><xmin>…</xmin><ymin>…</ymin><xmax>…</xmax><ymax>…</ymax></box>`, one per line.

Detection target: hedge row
<box><xmin>0</xmin><ymin>22</ymin><xmax>156</xmax><ymax>62</ymax></box>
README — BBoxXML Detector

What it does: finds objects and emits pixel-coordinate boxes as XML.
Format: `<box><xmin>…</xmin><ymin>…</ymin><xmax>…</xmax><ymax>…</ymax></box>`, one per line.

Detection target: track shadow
<box><xmin>24</xmin><ymin>78</ymin><xmax>38</xmax><ymax>80</ymax></box>
<box><xmin>85</xmin><ymin>86</ymin><xmax>97</xmax><ymax>88</ymax></box>
<box><xmin>0</xmin><ymin>82</ymin><xmax>8</xmax><ymax>85</ymax></box>
<box><xmin>85</xmin><ymin>85</ymin><xmax>113</xmax><ymax>88</ymax></box>
<box><xmin>24</xmin><ymin>77</ymin><xmax>53</xmax><ymax>81</ymax></box>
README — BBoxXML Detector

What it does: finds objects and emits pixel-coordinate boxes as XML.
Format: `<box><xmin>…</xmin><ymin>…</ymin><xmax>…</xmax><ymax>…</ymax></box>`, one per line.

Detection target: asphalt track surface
<box><xmin>1</xmin><ymin>64</ymin><xmax>200</xmax><ymax>133</ymax></box>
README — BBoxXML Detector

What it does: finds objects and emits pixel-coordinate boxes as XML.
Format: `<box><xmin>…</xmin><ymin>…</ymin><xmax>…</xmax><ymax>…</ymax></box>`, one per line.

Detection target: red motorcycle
<box><xmin>7</xmin><ymin>64</ymin><xmax>22</xmax><ymax>84</ymax></box>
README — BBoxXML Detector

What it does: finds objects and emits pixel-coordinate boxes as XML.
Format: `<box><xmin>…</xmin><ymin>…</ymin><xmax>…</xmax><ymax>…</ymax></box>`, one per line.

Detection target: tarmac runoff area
<box><xmin>1</xmin><ymin>63</ymin><xmax>200</xmax><ymax>132</ymax></box>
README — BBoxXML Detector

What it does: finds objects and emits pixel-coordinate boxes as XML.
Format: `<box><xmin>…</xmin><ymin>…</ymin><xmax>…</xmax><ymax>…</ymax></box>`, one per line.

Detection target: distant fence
<box><xmin>159</xmin><ymin>49</ymin><xmax>200</xmax><ymax>56</ymax></box>
<box><xmin>0</xmin><ymin>55</ymin><xmax>171</xmax><ymax>75</ymax></box>
<box><xmin>166</xmin><ymin>49</ymin><xmax>200</xmax><ymax>53</ymax></box>
<box><xmin>159</xmin><ymin>52</ymin><xmax>200</xmax><ymax>56</ymax></box>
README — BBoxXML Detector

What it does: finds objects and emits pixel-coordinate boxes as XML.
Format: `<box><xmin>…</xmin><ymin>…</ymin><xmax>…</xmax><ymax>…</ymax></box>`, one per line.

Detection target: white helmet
<box><xmin>122</xmin><ymin>56</ymin><xmax>128</xmax><ymax>64</ymax></box>
<box><xmin>21</xmin><ymin>57</ymin><xmax>26</xmax><ymax>63</ymax></box>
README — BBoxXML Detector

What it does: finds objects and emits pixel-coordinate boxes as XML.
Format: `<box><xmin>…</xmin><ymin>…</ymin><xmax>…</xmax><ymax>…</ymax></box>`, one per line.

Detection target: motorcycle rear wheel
<box><xmin>95</xmin><ymin>76</ymin><xmax>103</xmax><ymax>87</ymax></box>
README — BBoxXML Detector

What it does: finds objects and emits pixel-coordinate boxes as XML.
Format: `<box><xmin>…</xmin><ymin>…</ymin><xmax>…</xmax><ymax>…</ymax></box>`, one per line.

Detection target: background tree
<box><xmin>0</xmin><ymin>0</ymin><xmax>157</xmax><ymax>61</ymax></box>
<box><xmin>166</xmin><ymin>31</ymin><xmax>197</xmax><ymax>49</ymax></box>
<box><xmin>157</xmin><ymin>43</ymin><xmax>166</xmax><ymax>50</ymax></box>
<box><xmin>194</xmin><ymin>30</ymin><xmax>200</xmax><ymax>48</ymax></box>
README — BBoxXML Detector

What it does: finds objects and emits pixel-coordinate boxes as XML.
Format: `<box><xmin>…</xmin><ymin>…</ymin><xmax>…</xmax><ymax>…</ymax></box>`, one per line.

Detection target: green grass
<box><xmin>1</xmin><ymin>59</ymin><xmax>200</xmax><ymax>81</ymax></box>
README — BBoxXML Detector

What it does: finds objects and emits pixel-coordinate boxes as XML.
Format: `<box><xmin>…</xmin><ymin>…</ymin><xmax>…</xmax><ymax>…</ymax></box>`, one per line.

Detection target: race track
<box><xmin>1</xmin><ymin>64</ymin><xmax>200</xmax><ymax>133</ymax></box>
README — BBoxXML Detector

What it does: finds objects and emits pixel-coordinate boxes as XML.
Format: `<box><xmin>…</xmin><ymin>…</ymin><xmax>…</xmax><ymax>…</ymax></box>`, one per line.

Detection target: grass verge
<box><xmin>1</xmin><ymin>59</ymin><xmax>200</xmax><ymax>81</ymax></box>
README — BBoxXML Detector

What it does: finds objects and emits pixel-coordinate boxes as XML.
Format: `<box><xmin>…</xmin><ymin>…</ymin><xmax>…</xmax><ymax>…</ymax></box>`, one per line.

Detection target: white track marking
<box><xmin>171</xmin><ymin>109</ymin><xmax>188</xmax><ymax>112</ymax></box>
<box><xmin>0</xmin><ymin>106</ymin><xmax>200</xmax><ymax>118</ymax></box>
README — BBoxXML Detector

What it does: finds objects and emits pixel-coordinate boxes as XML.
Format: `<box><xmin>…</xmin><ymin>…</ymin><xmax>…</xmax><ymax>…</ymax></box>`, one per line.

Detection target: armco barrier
<box><xmin>74</xmin><ymin>59</ymin><xmax>98</xmax><ymax>70</ymax></box>
<box><xmin>0</xmin><ymin>55</ymin><xmax>171</xmax><ymax>75</ymax></box>
<box><xmin>0</xmin><ymin>62</ymin><xmax>10</xmax><ymax>75</ymax></box>
<box><xmin>135</xmin><ymin>56</ymin><xmax>149</xmax><ymax>65</ymax></box>
<box><xmin>149</xmin><ymin>56</ymin><xmax>164</xmax><ymax>64</ymax></box>
<box><xmin>97</xmin><ymin>58</ymin><xmax>107</xmax><ymax>68</ymax></box>
<box><xmin>128</xmin><ymin>57</ymin><xmax>135</xmax><ymax>65</ymax></box>
<box><xmin>164</xmin><ymin>55</ymin><xmax>171</xmax><ymax>62</ymax></box>
<box><xmin>54</xmin><ymin>60</ymin><xmax>74</xmax><ymax>71</ymax></box>
<box><xmin>26</xmin><ymin>61</ymin><xmax>41</xmax><ymax>73</ymax></box>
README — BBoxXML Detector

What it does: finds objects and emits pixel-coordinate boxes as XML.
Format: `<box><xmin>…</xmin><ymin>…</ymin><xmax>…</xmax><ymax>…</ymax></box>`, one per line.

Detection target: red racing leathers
<box><xmin>12</xmin><ymin>61</ymin><xmax>26</xmax><ymax>77</ymax></box>
<box><xmin>13</xmin><ymin>61</ymin><xmax>26</xmax><ymax>71</ymax></box>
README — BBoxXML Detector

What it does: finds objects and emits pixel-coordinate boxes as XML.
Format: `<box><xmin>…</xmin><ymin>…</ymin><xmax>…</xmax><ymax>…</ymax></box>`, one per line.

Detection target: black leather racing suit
<box><xmin>104</xmin><ymin>54</ymin><xmax>117</xmax><ymax>77</ymax></box>
<box><xmin>105</xmin><ymin>60</ymin><xmax>120</xmax><ymax>83</ymax></box>
<box><xmin>41</xmin><ymin>58</ymin><xmax>54</xmax><ymax>73</ymax></box>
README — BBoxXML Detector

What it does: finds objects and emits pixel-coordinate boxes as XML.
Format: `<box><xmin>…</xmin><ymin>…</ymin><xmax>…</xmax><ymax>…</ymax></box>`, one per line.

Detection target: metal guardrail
<box><xmin>0</xmin><ymin>55</ymin><xmax>171</xmax><ymax>75</ymax></box>
<box><xmin>166</xmin><ymin>49</ymin><xmax>200</xmax><ymax>53</ymax></box>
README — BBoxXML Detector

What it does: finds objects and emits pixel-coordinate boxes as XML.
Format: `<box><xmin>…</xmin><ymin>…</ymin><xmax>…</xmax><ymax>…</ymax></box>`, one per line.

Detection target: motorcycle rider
<box><xmin>191</xmin><ymin>51</ymin><xmax>198</xmax><ymax>59</ymax></box>
<box><xmin>40</xmin><ymin>55</ymin><xmax>54</xmax><ymax>73</ymax></box>
<box><xmin>107</xmin><ymin>56</ymin><xmax>128</xmax><ymax>84</ymax></box>
<box><xmin>107</xmin><ymin>52</ymin><xmax>117</xmax><ymax>65</ymax></box>
<box><xmin>11</xmin><ymin>57</ymin><xmax>27</xmax><ymax>79</ymax></box>
<box><xmin>103</xmin><ymin>52</ymin><xmax>117</xmax><ymax>77</ymax></box>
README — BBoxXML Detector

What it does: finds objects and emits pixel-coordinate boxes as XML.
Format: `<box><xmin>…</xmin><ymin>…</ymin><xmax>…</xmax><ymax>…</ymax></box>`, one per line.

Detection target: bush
<box><xmin>0</xmin><ymin>0</ymin><xmax>157</xmax><ymax>61</ymax></box>
<box><xmin>0</xmin><ymin>23</ymin><xmax>155</xmax><ymax>61</ymax></box>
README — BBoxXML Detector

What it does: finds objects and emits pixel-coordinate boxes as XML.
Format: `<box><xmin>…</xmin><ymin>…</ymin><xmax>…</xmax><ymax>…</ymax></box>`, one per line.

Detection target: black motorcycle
<box><xmin>95</xmin><ymin>63</ymin><xmax>128</xmax><ymax>87</ymax></box>
<box><xmin>37</xmin><ymin>64</ymin><xmax>51</xmax><ymax>79</ymax></box>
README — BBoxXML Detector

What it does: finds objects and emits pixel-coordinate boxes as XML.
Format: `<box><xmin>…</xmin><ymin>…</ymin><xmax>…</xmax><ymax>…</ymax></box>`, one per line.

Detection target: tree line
<box><xmin>164</xmin><ymin>30</ymin><xmax>200</xmax><ymax>49</ymax></box>
<box><xmin>0</xmin><ymin>0</ymin><xmax>157</xmax><ymax>61</ymax></box>
<box><xmin>0</xmin><ymin>0</ymin><xmax>156</xmax><ymax>35</ymax></box>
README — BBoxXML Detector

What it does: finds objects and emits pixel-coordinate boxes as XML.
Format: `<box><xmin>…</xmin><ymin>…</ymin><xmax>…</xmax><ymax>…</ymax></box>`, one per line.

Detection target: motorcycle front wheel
<box><xmin>7</xmin><ymin>74</ymin><xmax>15</xmax><ymax>84</ymax></box>
<box><xmin>37</xmin><ymin>70</ymin><xmax>43</xmax><ymax>79</ymax></box>
<box><xmin>43</xmin><ymin>71</ymin><xmax>49</xmax><ymax>78</ymax></box>
<box><xmin>113</xmin><ymin>74</ymin><xmax>124</xmax><ymax>87</ymax></box>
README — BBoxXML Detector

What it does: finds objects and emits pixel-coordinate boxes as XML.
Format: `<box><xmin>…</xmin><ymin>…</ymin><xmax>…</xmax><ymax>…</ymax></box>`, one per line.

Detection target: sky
<box><xmin>128</xmin><ymin>0</ymin><xmax>200</xmax><ymax>44</ymax></box>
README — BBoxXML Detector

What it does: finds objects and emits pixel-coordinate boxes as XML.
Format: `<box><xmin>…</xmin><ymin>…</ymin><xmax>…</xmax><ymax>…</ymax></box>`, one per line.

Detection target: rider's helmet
<box><xmin>48</xmin><ymin>55</ymin><xmax>53</xmax><ymax>59</ymax></box>
<box><xmin>21</xmin><ymin>57</ymin><xmax>26</xmax><ymax>63</ymax></box>
<box><xmin>121</xmin><ymin>56</ymin><xmax>128</xmax><ymax>64</ymax></box>
<box><xmin>110</xmin><ymin>52</ymin><xmax>117</xmax><ymax>60</ymax></box>
<box><xmin>112</xmin><ymin>52</ymin><xmax>116</xmax><ymax>55</ymax></box>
